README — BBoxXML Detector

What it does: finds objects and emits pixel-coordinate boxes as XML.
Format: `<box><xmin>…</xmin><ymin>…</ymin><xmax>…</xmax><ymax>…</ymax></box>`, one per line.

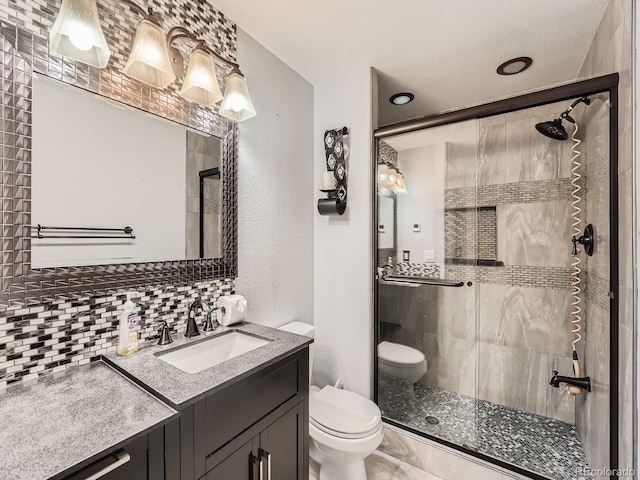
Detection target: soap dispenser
<box><xmin>117</xmin><ymin>292</ymin><xmax>140</xmax><ymax>356</ymax></box>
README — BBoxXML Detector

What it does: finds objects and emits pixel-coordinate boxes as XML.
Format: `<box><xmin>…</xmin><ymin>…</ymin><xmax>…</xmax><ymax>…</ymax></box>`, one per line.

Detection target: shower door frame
<box><xmin>372</xmin><ymin>73</ymin><xmax>619</xmax><ymax>480</ymax></box>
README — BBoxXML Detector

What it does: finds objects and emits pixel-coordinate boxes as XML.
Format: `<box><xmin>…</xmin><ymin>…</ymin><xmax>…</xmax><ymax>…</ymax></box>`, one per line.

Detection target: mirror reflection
<box><xmin>31</xmin><ymin>75</ymin><xmax>222</xmax><ymax>268</ymax></box>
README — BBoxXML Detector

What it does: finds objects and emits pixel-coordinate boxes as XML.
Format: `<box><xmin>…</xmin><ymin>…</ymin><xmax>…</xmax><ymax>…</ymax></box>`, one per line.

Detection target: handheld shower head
<box><xmin>534</xmin><ymin>96</ymin><xmax>591</xmax><ymax>141</ymax></box>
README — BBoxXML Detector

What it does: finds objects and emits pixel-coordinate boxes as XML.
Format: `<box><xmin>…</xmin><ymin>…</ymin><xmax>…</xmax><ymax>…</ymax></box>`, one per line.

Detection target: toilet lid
<box><xmin>309</xmin><ymin>386</ymin><xmax>381</xmax><ymax>439</ymax></box>
<box><xmin>378</xmin><ymin>341</ymin><xmax>425</xmax><ymax>366</ymax></box>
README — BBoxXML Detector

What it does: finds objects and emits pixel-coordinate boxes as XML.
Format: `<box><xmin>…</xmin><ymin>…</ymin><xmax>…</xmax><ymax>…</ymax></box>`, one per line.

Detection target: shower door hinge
<box><xmin>608</xmin><ymin>291</ymin><xmax>615</xmax><ymax>299</ymax></box>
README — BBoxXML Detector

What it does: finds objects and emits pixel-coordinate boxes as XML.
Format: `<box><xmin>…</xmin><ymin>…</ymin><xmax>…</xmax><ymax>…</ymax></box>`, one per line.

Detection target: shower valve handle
<box><xmin>571</xmin><ymin>236</ymin><xmax>580</xmax><ymax>255</ymax></box>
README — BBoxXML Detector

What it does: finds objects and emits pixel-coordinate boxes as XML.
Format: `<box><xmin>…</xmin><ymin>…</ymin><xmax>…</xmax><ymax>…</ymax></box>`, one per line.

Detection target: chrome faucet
<box><xmin>185</xmin><ymin>300</ymin><xmax>204</xmax><ymax>338</ymax></box>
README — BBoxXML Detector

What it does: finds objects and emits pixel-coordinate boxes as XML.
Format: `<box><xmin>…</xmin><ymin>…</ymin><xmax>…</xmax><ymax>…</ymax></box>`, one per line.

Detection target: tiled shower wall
<box><xmin>576</xmin><ymin>0</ymin><xmax>634</xmax><ymax>472</ymax></box>
<box><xmin>0</xmin><ymin>0</ymin><xmax>241</xmax><ymax>387</ymax></box>
<box><xmin>381</xmin><ymin>100</ymin><xmax>590</xmax><ymax>424</ymax></box>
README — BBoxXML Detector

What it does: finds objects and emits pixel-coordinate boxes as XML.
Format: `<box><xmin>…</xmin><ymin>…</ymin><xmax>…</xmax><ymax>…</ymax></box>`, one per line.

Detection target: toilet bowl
<box><xmin>377</xmin><ymin>341</ymin><xmax>427</xmax><ymax>383</ymax></box>
<box><xmin>278</xmin><ymin>322</ymin><xmax>383</xmax><ymax>480</ymax></box>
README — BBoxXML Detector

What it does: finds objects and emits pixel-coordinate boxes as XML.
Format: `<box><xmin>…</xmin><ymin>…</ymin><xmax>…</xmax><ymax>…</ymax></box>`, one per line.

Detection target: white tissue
<box><xmin>217</xmin><ymin>294</ymin><xmax>247</xmax><ymax>326</ymax></box>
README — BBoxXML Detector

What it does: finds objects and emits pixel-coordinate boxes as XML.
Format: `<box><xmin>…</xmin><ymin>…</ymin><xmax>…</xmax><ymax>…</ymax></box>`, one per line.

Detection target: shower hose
<box><xmin>569</xmin><ymin>122</ymin><xmax>584</xmax><ymax>389</ymax></box>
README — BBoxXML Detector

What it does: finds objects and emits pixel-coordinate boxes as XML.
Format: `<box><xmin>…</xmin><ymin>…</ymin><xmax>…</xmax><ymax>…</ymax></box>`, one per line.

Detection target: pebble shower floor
<box><xmin>379</xmin><ymin>375</ymin><xmax>592</xmax><ymax>480</ymax></box>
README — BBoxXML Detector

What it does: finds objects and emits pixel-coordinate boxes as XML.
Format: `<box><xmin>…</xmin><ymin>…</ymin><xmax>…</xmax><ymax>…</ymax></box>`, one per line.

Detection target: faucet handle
<box><xmin>202</xmin><ymin>308</ymin><xmax>219</xmax><ymax>332</ymax></box>
<box><xmin>157</xmin><ymin>320</ymin><xmax>173</xmax><ymax>345</ymax></box>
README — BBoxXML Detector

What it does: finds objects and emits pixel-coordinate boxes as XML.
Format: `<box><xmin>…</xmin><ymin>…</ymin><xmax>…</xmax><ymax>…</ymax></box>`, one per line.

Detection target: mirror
<box><xmin>31</xmin><ymin>75</ymin><xmax>222</xmax><ymax>268</ymax></box>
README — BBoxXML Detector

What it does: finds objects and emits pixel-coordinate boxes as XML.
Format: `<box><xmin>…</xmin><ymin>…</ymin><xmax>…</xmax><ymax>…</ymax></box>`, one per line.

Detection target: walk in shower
<box><xmin>374</xmin><ymin>78</ymin><xmax>618</xmax><ymax>480</ymax></box>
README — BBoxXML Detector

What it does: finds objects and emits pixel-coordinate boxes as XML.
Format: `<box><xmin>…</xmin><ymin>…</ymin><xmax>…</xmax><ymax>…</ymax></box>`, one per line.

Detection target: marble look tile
<box><xmin>578</xmin><ymin>93</ymin><xmax>610</xmax><ymax>170</ymax></box>
<box><xmin>498</xmin><ymin>201</ymin><xmax>574</xmax><ymax>268</ymax></box>
<box><xmin>504</xmin><ymin>103</ymin><xmax>573</xmax><ymax>183</ymax></box>
<box><xmin>575</xmin><ymin>302</ymin><xmax>610</xmax><ymax>472</ymax></box>
<box><xmin>476</xmin><ymin>342</ymin><xmax>574</xmax><ymax>423</ymax></box>
<box><xmin>618</xmin><ymin>168</ymin><xmax>633</xmax><ymax>288</ymax></box>
<box><xmin>618</xmin><ymin>323</ymin><xmax>633</xmax><ymax>471</ymax></box>
<box><xmin>379</xmin><ymin>427</ymin><xmax>504</xmax><ymax>480</ymax></box>
<box><xmin>446</xmin><ymin>141</ymin><xmax>477</xmax><ymax>189</ymax></box>
<box><xmin>365</xmin><ymin>450</ymin><xmax>401</xmax><ymax>479</ymax></box>
<box><xmin>584</xmin><ymin>179</ymin><xmax>610</xmax><ymax>280</ymax></box>
<box><xmin>420</xmin><ymin>332</ymin><xmax>476</xmax><ymax>397</ymax></box>
<box><xmin>435</xmin><ymin>285</ymin><xmax>477</xmax><ymax>340</ymax></box>
<box><xmin>477</xmin><ymin>116</ymin><xmax>506</xmax><ymax>186</ymax></box>
<box><xmin>478</xmin><ymin>284</ymin><xmax>573</xmax><ymax>357</ymax></box>
<box><xmin>618</xmin><ymin>285</ymin><xmax>632</xmax><ymax>329</ymax></box>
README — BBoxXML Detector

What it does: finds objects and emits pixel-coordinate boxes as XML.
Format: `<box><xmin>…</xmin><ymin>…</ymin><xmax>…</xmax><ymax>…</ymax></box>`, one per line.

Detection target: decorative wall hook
<box><xmin>318</xmin><ymin>126</ymin><xmax>349</xmax><ymax>216</ymax></box>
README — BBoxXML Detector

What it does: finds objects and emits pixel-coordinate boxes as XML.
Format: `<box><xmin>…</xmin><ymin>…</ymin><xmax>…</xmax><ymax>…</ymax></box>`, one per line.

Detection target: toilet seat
<box><xmin>309</xmin><ymin>386</ymin><xmax>381</xmax><ymax>439</ymax></box>
<box><xmin>378</xmin><ymin>341</ymin><xmax>425</xmax><ymax>367</ymax></box>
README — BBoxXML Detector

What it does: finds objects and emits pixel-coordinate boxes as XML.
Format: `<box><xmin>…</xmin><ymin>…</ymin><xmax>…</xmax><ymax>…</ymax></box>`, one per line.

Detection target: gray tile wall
<box><xmin>576</xmin><ymin>0</ymin><xmax>633</xmax><ymax>472</ymax></box>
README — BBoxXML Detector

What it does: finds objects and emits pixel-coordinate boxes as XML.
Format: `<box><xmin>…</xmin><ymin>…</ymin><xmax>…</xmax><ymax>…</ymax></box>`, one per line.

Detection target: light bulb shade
<box><xmin>219</xmin><ymin>70</ymin><xmax>256</xmax><ymax>121</ymax></box>
<box><xmin>377</xmin><ymin>163</ymin><xmax>389</xmax><ymax>183</ymax></box>
<box><xmin>49</xmin><ymin>0</ymin><xmax>111</xmax><ymax>68</ymax></box>
<box><xmin>386</xmin><ymin>166</ymin><xmax>398</xmax><ymax>185</ymax></box>
<box><xmin>395</xmin><ymin>172</ymin><xmax>407</xmax><ymax>194</ymax></box>
<box><xmin>179</xmin><ymin>47</ymin><xmax>223</xmax><ymax>106</ymax></box>
<box><xmin>123</xmin><ymin>18</ymin><xmax>176</xmax><ymax>89</ymax></box>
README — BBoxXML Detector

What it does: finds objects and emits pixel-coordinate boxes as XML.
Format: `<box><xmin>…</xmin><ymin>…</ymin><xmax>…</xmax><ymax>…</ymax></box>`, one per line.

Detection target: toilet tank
<box><xmin>278</xmin><ymin>321</ymin><xmax>314</xmax><ymax>384</ymax></box>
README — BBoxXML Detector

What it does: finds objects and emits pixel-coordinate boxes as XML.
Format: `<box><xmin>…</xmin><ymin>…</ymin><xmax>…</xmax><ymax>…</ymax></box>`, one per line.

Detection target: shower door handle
<box><xmin>383</xmin><ymin>275</ymin><xmax>464</xmax><ymax>287</ymax></box>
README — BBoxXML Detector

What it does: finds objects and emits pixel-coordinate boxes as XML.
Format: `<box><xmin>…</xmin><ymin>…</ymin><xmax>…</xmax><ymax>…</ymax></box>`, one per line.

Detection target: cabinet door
<box><xmin>204</xmin><ymin>437</ymin><xmax>257</xmax><ymax>480</ymax></box>
<box><xmin>259</xmin><ymin>402</ymin><xmax>306</xmax><ymax>480</ymax></box>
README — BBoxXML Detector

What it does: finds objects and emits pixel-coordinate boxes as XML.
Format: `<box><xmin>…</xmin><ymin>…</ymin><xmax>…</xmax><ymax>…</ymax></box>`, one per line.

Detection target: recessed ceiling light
<box><xmin>390</xmin><ymin>92</ymin><xmax>414</xmax><ymax>105</ymax></box>
<box><xmin>496</xmin><ymin>56</ymin><xmax>533</xmax><ymax>76</ymax></box>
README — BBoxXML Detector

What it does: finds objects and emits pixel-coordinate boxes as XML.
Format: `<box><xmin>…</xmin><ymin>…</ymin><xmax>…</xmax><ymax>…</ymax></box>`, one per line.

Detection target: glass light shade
<box><xmin>377</xmin><ymin>163</ymin><xmax>390</xmax><ymax>183</ymax></box>
<box><xmin>395</xmin><ymin>172</ymin><xmax>408</xmax><ymax>194</ymax></box>
<box><xmin>386</xmin><ymin>166</ymin><xmax>398</xmax><ymax>185</ymax></box>
<box><xmin>49</xmin><ymin>0</ymin><xmax>111</xmax><ymax>68</ymax></box>
<box><xmin>123</xmin><ymin>18</ymin><xmax>176</xmax><ymax>89</ymax></box>
<box><xmin>219</xmin><ymin>70</ymin><xmax>256</xmax><ymax>121</ymax></box>
<box><xmin>179</xmin><ymin>47</ymin><xmax>223</xmax><ymax>106</ymax></box>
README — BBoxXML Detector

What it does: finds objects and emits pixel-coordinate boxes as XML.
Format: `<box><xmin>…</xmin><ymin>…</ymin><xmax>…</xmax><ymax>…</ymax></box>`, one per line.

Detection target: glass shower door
<box><xmin>375</xmin><ymin>120</ymin><xmax>480</xmax><ymax>450</ymax></box>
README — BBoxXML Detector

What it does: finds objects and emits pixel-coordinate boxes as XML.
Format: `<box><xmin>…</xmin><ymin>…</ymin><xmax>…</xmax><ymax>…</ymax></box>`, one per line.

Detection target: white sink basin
<box><xmin>156</xmin><ymin>331</ymin><xmax>270</xmax><ymax>374</ymax></box>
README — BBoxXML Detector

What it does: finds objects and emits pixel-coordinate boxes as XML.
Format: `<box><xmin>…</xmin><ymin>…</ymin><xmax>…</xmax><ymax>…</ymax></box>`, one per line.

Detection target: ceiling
<box><xmin>212</xmin><ymin>0</ymin><xmax>609</xmax><ymax>127</ymax></box>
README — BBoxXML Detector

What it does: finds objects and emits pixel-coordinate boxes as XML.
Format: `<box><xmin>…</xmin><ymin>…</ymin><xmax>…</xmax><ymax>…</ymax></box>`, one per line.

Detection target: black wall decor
<box><xmin>318</xmin><ymin>127</ymin><xmax>349</xmax><ymax>216</ymax></box>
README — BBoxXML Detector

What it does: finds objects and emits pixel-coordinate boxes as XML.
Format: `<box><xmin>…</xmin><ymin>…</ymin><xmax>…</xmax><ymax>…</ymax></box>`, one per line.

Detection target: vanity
<box><xmin>0</xmin><ymin>323</ymin><xmax>311</xmax><ymax>480</ymax></box>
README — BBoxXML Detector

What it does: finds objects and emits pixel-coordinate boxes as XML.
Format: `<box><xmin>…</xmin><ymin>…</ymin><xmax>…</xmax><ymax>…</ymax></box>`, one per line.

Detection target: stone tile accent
<box><xmin>0</xmin><ymin>278</ymin><xmax>234</xmax><ymax>388</ymax></box>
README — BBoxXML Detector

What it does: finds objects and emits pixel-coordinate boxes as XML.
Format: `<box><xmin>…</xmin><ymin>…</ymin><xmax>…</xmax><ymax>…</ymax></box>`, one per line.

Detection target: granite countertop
<box><xmin>0</xmin><ymin>361</ymin><xmax>177</xmax><ymax>480</ymax></box>
<box><xmin>104</xmin><ymin>321</ymin><xmax>313</xmax><ymax>409</ymax></box>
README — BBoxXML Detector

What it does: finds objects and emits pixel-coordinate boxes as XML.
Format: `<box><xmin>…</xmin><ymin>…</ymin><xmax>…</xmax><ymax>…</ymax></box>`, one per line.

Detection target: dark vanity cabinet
<box><xmin>169</xmin><ymin>348</ymin><xmax>310</xmax><ymax>480</ymax></box>
<box><xmin>60</xmin><ymin>428</ymin><xmax>165</xmax><ymax>480</ymax></box>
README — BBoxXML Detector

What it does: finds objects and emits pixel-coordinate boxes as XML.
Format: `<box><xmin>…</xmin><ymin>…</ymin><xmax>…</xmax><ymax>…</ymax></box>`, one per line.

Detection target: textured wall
<box><xmin>235</xmin><ymin>29</ymin><xmax>314</xmax><ymax>329</ymax></box>
<box><xmin>576</xmin><ymin>0</ymin><xmax>634</xmax><ymax>472</ymax></box>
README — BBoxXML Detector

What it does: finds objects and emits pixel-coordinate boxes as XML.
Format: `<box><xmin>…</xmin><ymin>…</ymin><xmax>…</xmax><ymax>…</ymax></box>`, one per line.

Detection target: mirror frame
<box><xmin>0</xmin><ymin>22</ymin><xmax>238</xmax><ymax>308</ymax></box>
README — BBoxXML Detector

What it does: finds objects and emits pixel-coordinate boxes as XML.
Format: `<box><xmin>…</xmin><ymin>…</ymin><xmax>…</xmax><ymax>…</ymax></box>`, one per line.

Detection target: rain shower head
<box><xmin>535</xmin><ymin>119</ymin><xmax>568</xmax><ymax>140</ymax></box>
<box><xmin>534</xmin><ymin>96</ymin><xmax>591</xmax><ymax>141</ymax></box>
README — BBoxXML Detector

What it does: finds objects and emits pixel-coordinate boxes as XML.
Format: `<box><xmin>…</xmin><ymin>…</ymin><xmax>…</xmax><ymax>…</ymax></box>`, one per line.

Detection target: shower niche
<box><xmin>374</xmin><ymin>77</ymin><xmax>618</xmax><ymax>480</ymax></box>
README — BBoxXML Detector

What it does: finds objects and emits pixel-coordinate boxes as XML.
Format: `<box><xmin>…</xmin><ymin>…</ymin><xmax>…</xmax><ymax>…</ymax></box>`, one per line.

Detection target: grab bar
<box><xmin>382</xmin><ymin>275</ymin><xmax>464</xmax><ymax>287</ymax></box>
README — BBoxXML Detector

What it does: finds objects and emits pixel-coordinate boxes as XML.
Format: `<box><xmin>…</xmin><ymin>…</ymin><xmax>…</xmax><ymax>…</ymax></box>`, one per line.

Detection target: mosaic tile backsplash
<box><xmin>0</xmin><ymin>278</ymin><xmax>234</xmax><ymax>388</ymax></box>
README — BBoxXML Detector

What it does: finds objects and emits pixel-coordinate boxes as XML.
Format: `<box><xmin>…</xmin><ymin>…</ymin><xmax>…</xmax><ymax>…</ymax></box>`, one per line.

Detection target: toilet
<box><xmin>377</xmin><ymin>341</ymin><xmax>427</xmax><ymax>384</ymax></box>
<box><xmin>278</xmin><ymin>321</ymin><xmax>383</xmax><ymax>480</ymax></box>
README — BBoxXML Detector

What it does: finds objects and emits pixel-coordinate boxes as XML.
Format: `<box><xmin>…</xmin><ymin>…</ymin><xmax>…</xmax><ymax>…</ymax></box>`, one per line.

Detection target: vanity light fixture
<box><xmin>122</xmin><ymin>2</ymin><xmax>176</xmax><ymax>89</ymax></box>
<box><xmin>166</xmin><ymin>26</ymin><xmax>255</xmax><ymax>119</ymax></box>
<box><xmin>49</xmin><ymin>0</ymin><xmax>257</xmax><ymax>120</ymax></box>
<box><xmin>377</xmin><ymin>162</ymin><xmax>408</xmax><ymax>194</ymax></box>
<box><xmin>49</xmin><ymin>0</ymin><xmax>111</xmax><ymax>68</ymax></box>
<box><xmin>218</xmin><ymin>68</ymin><xmax>256</xmax><ymax>121</ymax></box>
